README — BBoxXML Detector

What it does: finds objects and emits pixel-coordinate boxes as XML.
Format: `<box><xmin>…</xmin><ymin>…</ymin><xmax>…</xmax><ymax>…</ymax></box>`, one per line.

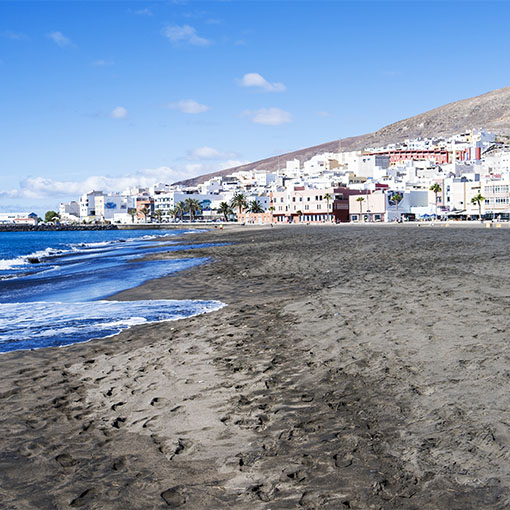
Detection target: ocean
<box><xmin>0</xmin><ymin>229</ymin><xmax>224</xmax><ymax>353</ymax></box>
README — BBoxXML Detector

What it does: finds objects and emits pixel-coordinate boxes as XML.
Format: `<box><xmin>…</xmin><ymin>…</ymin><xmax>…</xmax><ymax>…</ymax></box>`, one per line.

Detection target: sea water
<box><xmin>0</xmin><ymin>229</ymin><xmax>224</xmax><ymax>353</ymax></box>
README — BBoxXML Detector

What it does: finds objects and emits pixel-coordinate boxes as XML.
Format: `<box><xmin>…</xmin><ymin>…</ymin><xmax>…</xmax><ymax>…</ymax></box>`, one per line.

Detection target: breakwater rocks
<box><xmin>0</xmin><ymin>224</ymin><xmax>119</xmax><ymax>232</ymax></box>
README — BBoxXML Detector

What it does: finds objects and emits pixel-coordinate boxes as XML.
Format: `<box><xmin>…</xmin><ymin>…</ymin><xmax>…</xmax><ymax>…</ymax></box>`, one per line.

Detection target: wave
<box><xmin>0</xmin><ymin>231</ymin><xmax>180</xmax><ymax>273</ymax></box>
<box><xmin>0</xmin><ymin>247</ymin><xmax>64</xmax><ymax>271</ymax></box>
<box><xmin>0</xmin><ymin>299</ymin><xmax>225</xmax><ymax>353</ymax></box>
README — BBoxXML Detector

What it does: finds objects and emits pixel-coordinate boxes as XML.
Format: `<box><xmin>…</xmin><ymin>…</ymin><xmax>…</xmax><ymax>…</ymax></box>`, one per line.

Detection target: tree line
<box><xmin>133</xmin><ymin>192</ymin><xmax>263</xmax><ymax>223</ymax></box>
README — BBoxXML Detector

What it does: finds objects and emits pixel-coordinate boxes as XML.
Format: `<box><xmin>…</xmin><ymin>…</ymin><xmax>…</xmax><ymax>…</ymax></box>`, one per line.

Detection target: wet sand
<box><xmin>1</xmin><ymin>224</ymin><xmax>510</xmax><ymax>509</ymax></box>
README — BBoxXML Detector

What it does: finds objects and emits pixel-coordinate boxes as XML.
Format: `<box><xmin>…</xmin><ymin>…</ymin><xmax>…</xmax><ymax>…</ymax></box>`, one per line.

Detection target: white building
<box><xmin>59</xmin><ymin>201</ymin><xmax>80</xmax><ymax>222</ymax></box>
<box><xmin>79</xmin><ymin>191</ymin><xmax>105</xmax><ymax>220</ymax></box>
<box><xmin>482</xmin><ymin>149</ymin><xmax>510</xmax><ymax>174</ymax></box>
<box><xmin>0</xmin><ymin>212</ymin><xmax>39</xmax><ymax>225</ymax></box>
<box><xmin>354</xmin><ymin>154</ymin><xmax>390</xmax><ymax>178</ymax></box>
<box><xmin>153</xmin><ymin>191</ymin><xmax>220</xmax><ymax>220</ymax></box>
<box><xmin>94</xmin><ymin>194</ymin><xmax>127</xmax><ymax>221</ymax></box>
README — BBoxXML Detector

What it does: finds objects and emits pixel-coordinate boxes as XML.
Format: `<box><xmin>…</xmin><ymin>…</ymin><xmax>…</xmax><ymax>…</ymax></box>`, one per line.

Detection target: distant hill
<box><xmin>175</xmin><ymin>86</ymin><xmax>510</xmax><ymax>186</ymax></box>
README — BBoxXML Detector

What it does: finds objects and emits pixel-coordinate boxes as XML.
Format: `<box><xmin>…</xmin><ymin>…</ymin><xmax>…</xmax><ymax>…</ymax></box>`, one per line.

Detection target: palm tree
<box><xmin>248</xmin><ymin>200</ymin><xmax>264</xmax><ymax>213</ymax></box>
<box><xmin>127</xmin><ymin>207</ymin><xmax>137</xmax><ymax>223</ymax></box>
<box><xmin>153</xmin><ymin>208</ymin><xmax>163</xmax><ymax>223</ymax></box>
<box><xmin>471</xmin><ymin>193</ymin><xmax>485</xmax><ymax>221</ymax></box>
<box><xmin>217</xmin><ymin>201</ymin><xmax>232</xmax><ymax>222</ymax></box>
<box><xmin>140</xmin><ymin>206</ymin><xmax>151</xmax><ymax>223</ymax></box>
<box><xmin>430</xmin><ymin>183</ymin><xmax>442</xmax><ymax>218</ymax></box>
<box><xmin>268</xmin><ymin>205</ymin><xmax>275</xmax><ymax>223</ymax></box>
<box><xmin>192</xmin><ymin>199</ymin><xmax>202</xmax><ymax>220</ymax></box>
<box><xmin>175</xmin><ymin>201</ymin><xmax>186</xmax><ymax>222</ymax></box>
<box><xmin>356</xmin><ymin>196</ymin><xmax>365</xmax><ymax>222</ymax></box>
<box><xmin>168</xmin><ymin>207</ymin><xmax>178</xmax><ymax>223</ymax></box>
<box><xmin>391</xmin><ymin>193</ymin><xmax>403</xmax><ymax>222</ymax></box>
<box><xmin>185</xmin><ymin>198</ymin><xmax>202</xmax><ymax>222</ymax></box>
<box><xmin>231</xmin><ymin>192</ymin><xmax>248</xmax><ymax>218</ymax></box>
<box><xmin>324</xmin><ymin>193</ymin><xmax>333</xmax><ymax>222</ymax></box>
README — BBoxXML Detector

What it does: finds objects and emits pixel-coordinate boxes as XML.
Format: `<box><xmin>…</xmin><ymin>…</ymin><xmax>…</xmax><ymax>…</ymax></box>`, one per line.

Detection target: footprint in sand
<box><xmin>150</xmin><ymin>397</ymin><xmax>169</xmax><ymax>409</ymax></box>
<box><xmin>161</xmin><ymin>486</ymin><xmax>186</xmax><ymax>507</ymax></box>
<box><xmin>70</xmin><ymin>488</ymin><xmax>97</xmax><ymax>508</ymax></box>
<box><xmin>56</xmin><ymin>453</ymin><xmax>78</xmax><ymax>468</ymax></box>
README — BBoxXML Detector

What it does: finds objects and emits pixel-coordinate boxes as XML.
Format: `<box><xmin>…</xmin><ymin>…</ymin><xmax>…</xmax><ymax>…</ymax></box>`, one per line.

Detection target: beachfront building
<box><xmin>348</xmin><ymin>191</ymin><xmax>383</xmax><ymax>222</ymax></box>
<box><xmin>59</xmin><ymin>201</ymin><xmax>80</xmax><ymax>223</ymax></box>
<box><xmin>94</xmin><ymin>194</ymin><xmax>127</xmax><ymax>221</ymax></box>
<box><xmin>135</xmin><ymin>197</ymin><xmax>154</xmax><ymax>223</ymax></box>
<box><xmin>269</xmin><ymin>186</ymin><xmax>365</xmax><ymax>223</ymax></box>
<box><xmin>79</xmin><ymin>190</ymin><xmax>105</xmax><ymax>221</ymax></box>
<box><xmin>442</xmin><ymin>175</ymin><xmax>510</xmax><ymax>219</ymax></box>
<box><xmin>443</xmin><ymin>176</ymin><xmax>480</xmax><ymax>214</ymax></box>
<box><xmin>481</xmin><ymin>178</ymin><xmax>510</xmax><ymax>219</ymax></box>
<box><xmin>348</xmin><ymin>189</ymin><xmax>432</xmax><ymax>222</ymax></box>
<box><xmin>153</xmin><ymin>191</ymin><xmax>220</xmax><ymax>221</ymax></box>
<box><xmin>0</xmin><ymin>212</ymin><xmax>39</xmax><ymax>225</ymax></box>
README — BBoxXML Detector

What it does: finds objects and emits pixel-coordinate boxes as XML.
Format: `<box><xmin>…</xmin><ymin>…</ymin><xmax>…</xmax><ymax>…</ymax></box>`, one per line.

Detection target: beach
<box><xmin>1</xmin><ymin>224</ymin><xmax>510</xmax><ymax>509</ymax></box>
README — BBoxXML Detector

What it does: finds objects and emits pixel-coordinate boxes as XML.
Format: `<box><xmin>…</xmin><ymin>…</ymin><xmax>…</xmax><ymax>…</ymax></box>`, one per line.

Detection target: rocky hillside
<box><xmin>176</xmin><ymin>86</ymin><xmax>510</xmax><ymax>186</ymax></box>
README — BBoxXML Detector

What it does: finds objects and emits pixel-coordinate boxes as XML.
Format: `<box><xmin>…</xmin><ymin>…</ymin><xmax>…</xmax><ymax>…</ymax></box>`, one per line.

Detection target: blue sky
<box><xmin>1</xmin><ymin>0</ymin><xmax>510</xmax><ymax>213</ymax></box>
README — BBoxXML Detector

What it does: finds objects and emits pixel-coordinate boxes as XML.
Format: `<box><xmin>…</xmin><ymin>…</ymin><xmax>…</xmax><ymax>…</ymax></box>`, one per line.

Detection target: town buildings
<box><xmin>52</xmin><ymin>129</ymin><xmax>510</xmax><ymax>225</ymax></box>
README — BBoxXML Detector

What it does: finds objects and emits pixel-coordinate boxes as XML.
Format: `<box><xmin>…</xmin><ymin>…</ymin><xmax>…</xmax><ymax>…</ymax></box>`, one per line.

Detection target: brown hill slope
<box><xmin>176</xmin><ymin>86</ymin><xmax>510</xmax><ymax>186</ymax></box>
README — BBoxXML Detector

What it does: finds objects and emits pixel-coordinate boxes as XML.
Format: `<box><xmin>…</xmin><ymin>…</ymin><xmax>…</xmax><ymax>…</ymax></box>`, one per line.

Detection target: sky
<box><xmin>1</xmin><ymin>0</ymin><xmax>510</xmax><ymax>214</ymax></box>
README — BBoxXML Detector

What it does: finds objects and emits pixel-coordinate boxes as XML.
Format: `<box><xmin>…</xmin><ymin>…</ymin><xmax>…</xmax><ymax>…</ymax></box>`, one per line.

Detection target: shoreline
<box><xmin>1</xmin><ymin>225</ymin><xmax>510</xmax><ymax>508</ymax></box>
<box><xmin>2</xmin><ymin>218</ymin><xmax>507</xmax><ymax>234</ymax></box>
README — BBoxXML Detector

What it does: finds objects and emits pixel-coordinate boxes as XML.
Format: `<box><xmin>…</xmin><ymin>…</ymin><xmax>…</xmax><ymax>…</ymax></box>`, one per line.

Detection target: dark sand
<box><xmin>1</xmin><ymin>224</ymin><xmax>510</xmax><ymax>509</ymax></box>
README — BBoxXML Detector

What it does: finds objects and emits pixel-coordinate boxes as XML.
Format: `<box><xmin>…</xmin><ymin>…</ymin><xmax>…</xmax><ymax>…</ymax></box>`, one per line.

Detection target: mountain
<box><xmin>175</xmin><ymin>86</ymin><xmax>510</xmax><ymax>186</ymax></box>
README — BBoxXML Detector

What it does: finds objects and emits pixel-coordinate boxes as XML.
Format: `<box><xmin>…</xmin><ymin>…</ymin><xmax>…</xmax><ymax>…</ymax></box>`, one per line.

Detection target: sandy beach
<box><xmin>1</xmin><ymin>224</ymin><xmax>510</xmax><ymax>509</ymax></box>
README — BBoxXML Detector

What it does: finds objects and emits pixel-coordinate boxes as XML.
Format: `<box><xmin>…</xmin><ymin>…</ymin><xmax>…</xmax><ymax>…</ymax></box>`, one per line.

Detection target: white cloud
<box><xmin>239</xmin><ymin>73</ymin><xmax>286</xmax><ymax>92</ymax></box>
<box><xmin>162</xmin><ymin>25</ymin><xmax>211</xmax><ymax>46</ymax></box>
<box><xmin>167</xmin><ymin>99</ymin><xmax>210</xmax><ymax>114</ymax></box>
<box><xmin>135</xmin><ymin>8</ymin><xmax>152</xmax><ymax>16</ymax></box>
<box><xmin>184</xmin><ymin>163</ymin><xmax>204</xmax><ymax>174</ymax></box>
<box><xmin>188</xmin><ymin>146</ymin><xmax>238</xmax><ymax>160</ymax></box>
<box><xmin>242</xmin><ymin>107</ymin><xmax>292</xmax><ymax>126</ymax></box>
<box><xmin>0</xmin><ymin>167</ymin><xmax>195</xmax><ymax>200</ymax></box>
<box><xmin>1</xmin><ymin>30</ymin><xmax>29</xmax><ymax>41</ymax></box>
<box><xmin>47</xmin><ymin>31</ymin><xmax>72</xmax><ymax>47</ymax></box>
<box><xmin>110</xmin><ymin>106</ymin><xmax>128</xmax><ymax>119</ymax></box>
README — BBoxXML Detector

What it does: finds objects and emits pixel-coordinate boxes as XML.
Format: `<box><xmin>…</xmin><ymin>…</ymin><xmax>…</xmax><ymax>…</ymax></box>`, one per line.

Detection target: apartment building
<box><xmin>270</xmin><ymin>187</ymin><xmax>364</xmax><ymax>223</ymax></box>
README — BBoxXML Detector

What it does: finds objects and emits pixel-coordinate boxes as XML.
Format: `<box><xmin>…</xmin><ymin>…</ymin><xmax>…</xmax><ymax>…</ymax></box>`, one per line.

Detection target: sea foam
<box><xmin>0</xmin><ymin>299</ymin><xmax>225</xmax><ymax>353</ymax></box>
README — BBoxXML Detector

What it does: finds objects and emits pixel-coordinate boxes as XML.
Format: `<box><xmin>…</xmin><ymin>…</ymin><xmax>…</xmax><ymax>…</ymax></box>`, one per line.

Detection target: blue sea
<box><xmin>0</xmin><ymin>229</ymin><xmax>224</xmax><ymax>353</ymax></box>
